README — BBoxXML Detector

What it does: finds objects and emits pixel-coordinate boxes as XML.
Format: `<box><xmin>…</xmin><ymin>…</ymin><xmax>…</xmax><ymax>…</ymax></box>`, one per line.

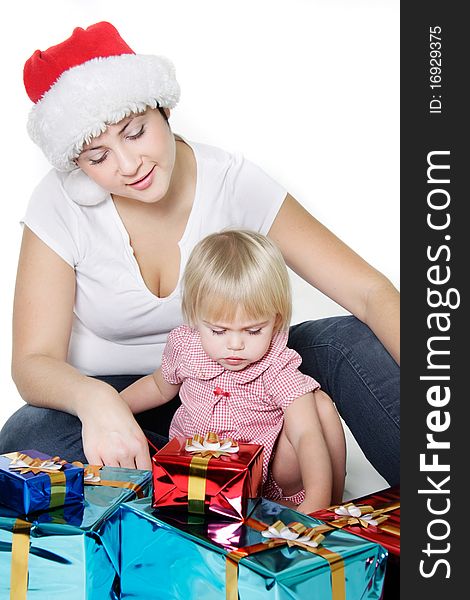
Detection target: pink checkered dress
<box><xmin>163</xmin><ymin>325</ymin><xmax>320</xmax><ymax>503</ymax></box>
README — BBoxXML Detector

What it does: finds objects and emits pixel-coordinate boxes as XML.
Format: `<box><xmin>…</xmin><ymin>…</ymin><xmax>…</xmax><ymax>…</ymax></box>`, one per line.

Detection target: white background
<box><xmin>0</xmin><ymin>0</ymin><xmax>398</xmax><ymax>493</ymax></box>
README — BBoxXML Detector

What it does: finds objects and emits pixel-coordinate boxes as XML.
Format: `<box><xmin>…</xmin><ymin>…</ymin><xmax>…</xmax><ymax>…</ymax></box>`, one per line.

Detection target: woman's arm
<box><xmin>268</xmin><ymin>194</ymin><xmax>400</xmax><ymax>364</ymax></box>
<box><xmin>120</xmin><ymin>370</ymin><xmax>180</xmax><ymax>414</ymax></box>
<box><xmin>11</xmin><ymin>227</ymin><xmax>152</xmax><ymax>469</ymax></box>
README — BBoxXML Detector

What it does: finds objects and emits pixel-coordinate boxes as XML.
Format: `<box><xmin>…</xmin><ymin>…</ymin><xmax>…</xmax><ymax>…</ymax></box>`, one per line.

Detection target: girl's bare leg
<box><xmin>270</xmin><ymin>391</ymin><xmax>347</xmax><ymax>513</ymax></box>
<box><xmin>270</xmin><ymin>427</ymin><xmax>303</xmax><ymax>497</ymax></box>
<box><xmin>314</xmin><ymin>390</ymin><xmax>347</xmax><ymax>503</ymax></box>
<box><xmin>270</xmin><ymin>393</ymin><xmax>333</xmax><ymax>512</ymax></box>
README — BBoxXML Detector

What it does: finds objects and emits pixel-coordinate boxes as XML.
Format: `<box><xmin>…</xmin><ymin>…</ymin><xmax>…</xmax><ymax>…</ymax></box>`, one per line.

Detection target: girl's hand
<box><xmin>78</xmin><ymin>390</ymin><xmax>152</xmax><ymax>470</ymax></box>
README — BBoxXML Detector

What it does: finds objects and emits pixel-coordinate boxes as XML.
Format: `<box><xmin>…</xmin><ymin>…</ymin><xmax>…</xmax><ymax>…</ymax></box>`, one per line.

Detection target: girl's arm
<box><xmin>268</xmin><ymin>194</ymin><xmax>400</xmax><ymax>364</ymax></box>
<box><xmin>12</xmin><ymin>227</ymin><xmax>152</xmax><ymax>469</ymax></box>
<box><xmin>120</xmin><ymin>370</ymin><xmax>180</xmax><ymax>414</ymax></box>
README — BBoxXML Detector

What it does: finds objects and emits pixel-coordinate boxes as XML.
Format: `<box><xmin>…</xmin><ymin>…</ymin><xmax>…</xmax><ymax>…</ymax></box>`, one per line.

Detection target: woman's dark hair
<box><xmin>157</xmin><ymin>105</ymin><xmax>169</xmax><ymax>122</ymax></box>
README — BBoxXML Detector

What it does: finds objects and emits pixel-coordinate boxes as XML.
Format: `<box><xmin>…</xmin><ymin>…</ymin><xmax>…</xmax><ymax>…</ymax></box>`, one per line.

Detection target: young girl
<box><xmin>121</xmin><ymin>229</ymin><xmax>346</xmax><ymax>513</ymax></box>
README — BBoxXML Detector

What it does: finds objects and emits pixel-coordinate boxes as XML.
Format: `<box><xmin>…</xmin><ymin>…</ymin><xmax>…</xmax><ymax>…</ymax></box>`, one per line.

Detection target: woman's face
<box><xmin>76</xmin><ymin>108</ymin><xmax>176</xmax><ymax>204</ymax></box>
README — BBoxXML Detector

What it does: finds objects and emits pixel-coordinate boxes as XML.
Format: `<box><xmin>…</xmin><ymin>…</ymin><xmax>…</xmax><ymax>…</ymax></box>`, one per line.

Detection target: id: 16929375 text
<box><xmin>429</xmin><ymin>26</ymin><xmax>442</xmax><ymax>114</ymax></box>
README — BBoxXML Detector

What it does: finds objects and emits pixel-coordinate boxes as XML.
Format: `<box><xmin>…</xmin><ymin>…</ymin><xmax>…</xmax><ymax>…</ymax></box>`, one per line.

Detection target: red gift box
<box><xmin>152</xmin><ymin>434</ymin><xmax>263</xmax><ymax>520</ymax></box>
<box><xmin>310</xmin><ymin>486</ymin><xmax>400</xmax><ymax>556</ymax></box>
<box><xmin>310</xmin><ymin>486</ymin><xmax>400</xmax><ymax>599</ymax></box>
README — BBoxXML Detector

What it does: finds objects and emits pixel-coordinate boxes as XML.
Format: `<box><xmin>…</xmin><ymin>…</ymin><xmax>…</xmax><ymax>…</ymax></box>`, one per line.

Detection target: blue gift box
<box><xmin>120</xmin><ymin>497</ymin><xmax>388</xmax><ymax>599</ymax></box>
<box><xmin>0</xmin><ymin>450</ymin><xmax>84</xmax><ymax>514</ymax></box>
<box><xmin>0</xmin><ymin>466</ymin><xmax>151</xmax><ymax>599</ymax></box>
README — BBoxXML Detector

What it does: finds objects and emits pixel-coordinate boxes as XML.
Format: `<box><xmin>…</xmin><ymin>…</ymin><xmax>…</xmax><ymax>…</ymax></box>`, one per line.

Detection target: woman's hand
<box><xmin>78</xmin><ymin>390</ymin><xmax>152</xmax><ymax>470</ymax></box>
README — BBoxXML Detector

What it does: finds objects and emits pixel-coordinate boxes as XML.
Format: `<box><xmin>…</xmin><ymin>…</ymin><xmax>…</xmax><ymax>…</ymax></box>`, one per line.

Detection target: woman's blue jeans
<box><xmin>0</xmin><ymin>316</ymin><xmax>399</xmax><ymax>485</ymax></box>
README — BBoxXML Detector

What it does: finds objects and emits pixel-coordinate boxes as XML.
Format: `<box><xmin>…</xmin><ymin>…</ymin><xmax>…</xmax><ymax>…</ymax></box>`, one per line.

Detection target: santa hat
<box><xmin>24</xmin><ymin>22</ymin><xmax>180</xmax><ymax>205</ymax></box>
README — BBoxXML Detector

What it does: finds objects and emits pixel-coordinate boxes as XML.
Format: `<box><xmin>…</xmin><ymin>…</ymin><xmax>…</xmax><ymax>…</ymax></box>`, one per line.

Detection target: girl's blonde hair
<box><xmin>182</xmin><ymin>229</ymin><xmax>292</xmax><ymax>332</ymax></box>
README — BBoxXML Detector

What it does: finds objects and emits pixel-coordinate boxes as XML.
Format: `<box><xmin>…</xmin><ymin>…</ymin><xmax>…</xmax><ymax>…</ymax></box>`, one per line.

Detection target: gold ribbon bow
<box><xmin>71</xmin><ymin>463</ymin><xmax>145</xmax><ymax>498</ymax></box>
<box><xmin>6</xmin><ymin>452</ymin><xmax>66</xmax><ymax>475</ymax></box>
<box><xmin>185</xmin><ymin>433</ymin><xmax>239</xmax><ymax>514</ymax></box>
<box><xmin>225</xmin><ymin>518</ymin><xmax>345</xmax><ymax>600</ymax></box>
<box><xmin>329</xmin><ymin>501</ymin><xmax>400</xmax><ymax>537</ymax></box>
<box><xmin>185</xmin><ymin>432</ymin><xmax>239</xmax><ymax>458</ymax></box>
<box><xmin>260</xmin><ymin>519</ymin><xmax>333</xmax><ymax>548</ymax></box>
<box><xmin>4</xmin><ymin>452</ymin><xmax>67</xmax><ymax>510</ymax></box>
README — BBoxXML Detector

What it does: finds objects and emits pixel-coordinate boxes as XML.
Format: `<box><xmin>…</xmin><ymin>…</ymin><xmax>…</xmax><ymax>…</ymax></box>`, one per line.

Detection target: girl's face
<box><xmin>76</xmin><ymin>108</ymin><xmax>176</xmax><ymax>204</ymax></box>
<box><xmin>196</xmin><ymin>312</ymin><xmax>278</xmax><ymax>371</ymax></box>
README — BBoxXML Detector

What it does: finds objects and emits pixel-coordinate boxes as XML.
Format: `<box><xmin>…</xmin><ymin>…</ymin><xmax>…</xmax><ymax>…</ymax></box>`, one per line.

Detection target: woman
<box><xmin>0</xmin><ymin>21</ymin><xmax>399</xmax><ymax>484</ymax></box>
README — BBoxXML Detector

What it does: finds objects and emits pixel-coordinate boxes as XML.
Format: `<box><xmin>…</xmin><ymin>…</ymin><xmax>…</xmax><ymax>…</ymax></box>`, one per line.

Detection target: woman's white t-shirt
<box><xmin>22</xmin><ymin>139</ymin><xmax>287</xmax><ymax>376</ymax></box>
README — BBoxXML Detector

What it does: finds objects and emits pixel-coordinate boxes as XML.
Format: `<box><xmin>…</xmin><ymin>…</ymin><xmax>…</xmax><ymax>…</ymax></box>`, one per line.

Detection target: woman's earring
<box><xmin>63</xmin><ymin>169</ymin><xmax>109</xmax><ymax>206</ymax></box>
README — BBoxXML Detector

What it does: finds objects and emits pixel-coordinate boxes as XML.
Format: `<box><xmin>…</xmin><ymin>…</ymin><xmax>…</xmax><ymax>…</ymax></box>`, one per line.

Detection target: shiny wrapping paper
<box><xmin>120</xmin><ymin>496</ymin><xmax>387</xmax><ymax>599</ymax></box>
<box><xmin>0</xmin><ymin>450</ymin><xmax>84</xmax><ymax>514</ymax></box>
<box><xmin>0</xmin><ymin>466</ymin><xmax>151</xmax><ymax>599</ymax></box>
<box><xmin>310</xmin><ymin>486</ymin><xmax>400</xmax><ymax>557</ymax></box>
<box><xmin>152</xmin><ymin>436</ymin><xmax>263</xmax><ymax>520</ymax></box>
<box><xmin>310</xmin><ymin>486</ymin><xmax>400</xmax><ymax>600</ymax></box>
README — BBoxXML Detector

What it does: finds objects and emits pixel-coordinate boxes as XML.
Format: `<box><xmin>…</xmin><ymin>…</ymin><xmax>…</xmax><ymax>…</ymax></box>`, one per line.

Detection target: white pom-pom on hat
<box><xmin>63</xmin><ymin>169</ymin><xmax>109</xmax><ymax>206</ymax></box>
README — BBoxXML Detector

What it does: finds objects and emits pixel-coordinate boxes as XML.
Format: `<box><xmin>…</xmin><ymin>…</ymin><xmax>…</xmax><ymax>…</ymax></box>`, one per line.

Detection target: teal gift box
<box><xmin>120</xmin><ymin>497</ymin><xmax>387</xmax><ymax>599</ymax></box>
<box><xmin>0</xmin><ymin>450</ymin><xmax>84</xmax><ymax>514</ymax></box>
<box><xmin>0</xmin><ymin>466</ymin><xmax>151</xmax><ymax>599</ymax></box>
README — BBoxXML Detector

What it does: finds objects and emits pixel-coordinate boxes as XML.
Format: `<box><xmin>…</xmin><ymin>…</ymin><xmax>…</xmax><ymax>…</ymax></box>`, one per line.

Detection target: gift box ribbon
<box><xmin>328</xmin><ymin>501</ymin><xmax>400</xmax><ymax>537</ymax></box>
<box><xmin>9</xmin><ymin>518</ymin><xmax>32</xmax><ymax>600</ymax></box>
<box><xmin>185</xmin><ymin>432</ymin><xmax>239</xmax><ymax>459</ymax></box>
<box><xmin>184</xmin><ymin>433</ymin><xmax>239</xmax><ymax>514</ymax></box>
<box><xmin>225</xmin><ymin>518</ymin><xmax>345</xmax><ymax>600</ymax></box>
<box><xmin>72</xmin><ymin>463</ymin><xmax>146</xmax><ymax>498</ymax></box>
<box><xmin>6</xmin><ymin>452</ymin><xmax>66</xmax><ymax>475</ymax></box>
<box><xmin>5</xmin><ymin>452</ymin><xmax>67</xmax><ymax>510</ymax></box>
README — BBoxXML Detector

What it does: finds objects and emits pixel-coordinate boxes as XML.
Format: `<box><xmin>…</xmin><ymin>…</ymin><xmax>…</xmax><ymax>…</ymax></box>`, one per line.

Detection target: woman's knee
<box><xmin>0</xmin><ymin>404</ymin><xmax>82</xmax><ymax>456</ymax></box>
<box><xmin>290</xmin><ymin>315</ymin><xmax>389</xmax><ymax>354</ymax></box>
<box><xmin>0</xmin><ymin>404</ymin><xmax>43</xmax><ymax>451</ymax></box>
<box><xmin>290</xmin><ymin>316</ymin><xmax>398</xmax><ymax>401</ymax></box>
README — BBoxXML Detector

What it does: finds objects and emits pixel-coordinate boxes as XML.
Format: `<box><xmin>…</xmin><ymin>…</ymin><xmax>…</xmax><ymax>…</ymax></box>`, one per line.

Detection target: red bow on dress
<box><xmin>213</xmin><ymin>387</ymin><xmax>230</xmax><ymax>398</ymax></box>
